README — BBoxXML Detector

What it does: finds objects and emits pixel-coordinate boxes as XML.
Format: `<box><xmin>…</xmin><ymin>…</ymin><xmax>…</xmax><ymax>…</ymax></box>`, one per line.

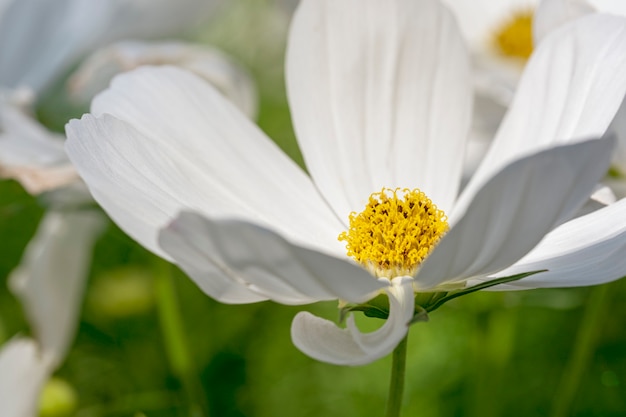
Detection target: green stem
<box><xmin>549</xmin><ymin>283</ymin><xmax>611</xmax><ymax>417</ymax></box>
<box><xmin>385</xmin><ymin>335</ymin><xmax>408</xmax><ymax>417</ymax></box>
<box><xmin>153</xmin><ymin>257</ymin><xmax>208</xmax><ymax>417</ymax></box>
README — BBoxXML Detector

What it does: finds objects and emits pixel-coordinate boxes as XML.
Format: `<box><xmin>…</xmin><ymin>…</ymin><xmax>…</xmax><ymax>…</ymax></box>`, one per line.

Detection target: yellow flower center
<box><xmin>493</xmin><ymin>10</ymin><xmax>534</xmax><ymax>60</ymax></box>
<box><xmin>338</xmin><ymin>188</ymin><xmax>448</xmax><ymax>278</ymax></box>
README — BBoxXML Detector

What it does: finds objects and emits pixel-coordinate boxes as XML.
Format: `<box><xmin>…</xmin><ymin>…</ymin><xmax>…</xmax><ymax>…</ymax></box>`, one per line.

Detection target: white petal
<box><xmin>416</xmin><ymin>138</ymin><xmax>614</xmax><ymax>289</ymax></box>
<box><xmin>291</xmin><ymin>276</ymin><xmax>414</xmax><ymax>366</ymax></box>
<box><xmin>0</xmin><ymin>338</ymin><xmax>52</xmax><ymax>417</ymax></box>
<box><xmin>464</xmin><ymin>13</ymin><xmax>626</xmax><ymax>203</ymax></box>
<box><xmin>462</xmin><ymin>93</ymin><xmax>508</xmax><ymax>182</ymax></box>
<box><xmin>287</xmin><ymin>0</ymin><xmax>472</xmax><ymax>217</ymax></box>
<box><xmin>159</xmin><ymin>211</ymin><xmax>385</xmax><ymax>305</ymax></box>
<box><xmin>483</xmin><ymin>198</ymin><xmax>626</xmax><ymax>289</ymax></box>
<box><xmin>66</xmin><ymin>67</ymin><xmax>344</xmax><ymax>258</ymax></box>
<box><xmin>588</xmin><ymin>0</ymin><xmax>626</xmax><ymax>17</ymax></box>
<box><xmin>68</xmin><ymin>41</ymin><xmax>257</xmax><ymax>119</ymax></box>
<box><xmin>9</xmin><ymin>211</ymin><xmax>104</xmax><ymax>365</ymax></box>
<box><xmin>533</xmin><ymin>0</ymin><xmax>596</xmax><ymax>44</ymax></box>
<box><xmin>0</xmin><ymin>93</ymin><xmax>77</xmax><ymax>193</ymax></box>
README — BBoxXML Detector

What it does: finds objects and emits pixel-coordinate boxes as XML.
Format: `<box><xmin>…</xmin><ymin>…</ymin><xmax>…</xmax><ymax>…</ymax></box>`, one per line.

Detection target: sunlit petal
<box><xmin>287</xmin><ymin>0</ymin><xmax>471</xmax><ymax>217</ymax></box>
<box><xmin>482</xmin><ymin>198</ymin><xmax>626</xmax><ymax>289</ymax></box>
<box><xmin>66</xmin><ymin>67</ymin><xmax>345</xmax><ymax>258</ymax></box>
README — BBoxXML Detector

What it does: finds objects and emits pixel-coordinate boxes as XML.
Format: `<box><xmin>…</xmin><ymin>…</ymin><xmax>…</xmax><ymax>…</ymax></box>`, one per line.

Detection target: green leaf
<box><xmin>425</xmin><ymin>270</ymin><xmax>547</xmax><ymax>313</ymax></box>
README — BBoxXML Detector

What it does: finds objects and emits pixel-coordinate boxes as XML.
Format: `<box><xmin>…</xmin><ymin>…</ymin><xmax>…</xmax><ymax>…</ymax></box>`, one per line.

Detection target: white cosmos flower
<box><xmin>0</xmin><ymin>0</ymin><xmax>222</xmax><ymax>94</ymax></box>
<box><xmin>0</xmin><ymin>0</ymin><xmax>241</xmax><ymax>413</ymax></box>
<box><xmin>0</xmin><ymin>339</ymin><xmax>53</xmax><ymax>417</ymax></box>
<box><xmin>68</xmin><ymin>41</ymin><xmax>257</xmax><ymax>119</ymax></box>
<box><xmin>442</xmin><ymin>0</ymin><xmax>540</xmax><ymax>179</ymax></box>
<box><xmin>0</xmin><ymin>211</ymin><xmax>103</xmax><ymax>417</ymax></box>
<box><xmin>65</xmin><ymin>0</ymin><xmax>626</xmax><ymax>366</ymax></box>
<box><xmin>0</xmin><ymin>0</ymin><xmax>254</xmax><ymax>193</ymax></box>
<box><xmin>445</xmin><ymin>0</ymin><xmax>626</xmax><ymax>182</ymax></box>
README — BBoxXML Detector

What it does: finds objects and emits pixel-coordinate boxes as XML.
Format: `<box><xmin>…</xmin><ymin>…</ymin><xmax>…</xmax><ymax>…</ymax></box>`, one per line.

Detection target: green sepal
<box><xmin>423</xmin><ymin>270</ymin><xmax>546</xmax><ymax>313</ymax></box>
<box><xmin>409</xmin><ymin>305</ymin><xmax>429</xmax><ymax>324</ymax></box>
<box><xmin>340</xmin><ymin>270</ymin><xmax>546</xmax><ymax>324</ymax></box>
<box><xmin>341</xmin><ymin>294</ymin><xmax>390</xmax><ymax>321</ymax></box>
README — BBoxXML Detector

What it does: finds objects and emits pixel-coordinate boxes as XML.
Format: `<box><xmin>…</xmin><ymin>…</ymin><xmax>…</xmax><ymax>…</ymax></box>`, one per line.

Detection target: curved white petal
<box><xmin>0</xmin><ymin>92</ymin><xmax>77</xmax><ymax>193</ymax></box>
<box><xmin>68</xmin><ymin>41</ymin><xmax>257</xmax><ymax>119</ymax></box>
<box><xmin>159</xmin><ymin>211</ymin><xmax>385</xmax><ymax>305</ymax></box>
<box><xmin>291</xmin><ymin>276</ymin><xmax>414</xmax><ymax>366</ymax></box>
<box><xmin>9</xmin><ymin>211</ymin><xmax>104</xmax><ymax>365</ymax></box>
<box><xmin>464</xmin><ymin>13</ymin><xmax>626</xmax><ymax>203</ymax></box>
<box><xmin>0</xmin><ymin>338</ymin><xmax>52</xmax><ymax>417</ymax></box>
<box><xmin>66</xmin><ymin>67</ymin><xmax>344</xmax><ymax>258</ymax></box>
<box><xmin>482</xmin><ymin>198</ymin><xmax>626</xmax><ymax>289</ymax></box>
<box><xmin>533</xmin><ymin>0</ymin><xmax>596</xmax><ymax>44</ymax></box>
<box><xmin>416</xmin><ymin>138</ymin><xmax>614</xmax><ymax>289</ymax></box>
<box><xmin>287</xmin><ymin>0</ymin><xmax>472</xmax><ymax>218</ymax></box>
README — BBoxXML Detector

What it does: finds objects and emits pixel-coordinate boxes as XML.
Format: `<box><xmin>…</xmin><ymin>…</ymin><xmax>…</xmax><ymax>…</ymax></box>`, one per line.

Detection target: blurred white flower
<box><xmin>66</xmin><ymin>0</ymin><xmax>626</xmax><ymax>366</ymax></box>
<box><xmin>0</xmin><ymin>0</ymin><xmax>223</xmax><ymax>93</ymax></box>
<box><xmin>0</xmin><ymin>0</ymin><xmax>256</xmax><ymax>193</ymax></box>
<box><xmin>9</xmin><ymin>211</ymin><xmax>105</xmax><ymax>366</ymax></box>
<box><xmin>0</xmin><ymin>339</ymin><xmax>52</xmax><ymax>417</ymax></box>
<box><xmin>69</xmin><ymin>41</ymin><xmax>257</xmax><ymax>119</ymax></box>
<box><xmin>0</xmin><ymin>0</ymin><xmax>250</xmax><ymax>414</ymax></box>
<box><xmin>445</xmin><ymin>0</ymin><xmax>626</xmax><ymax>183</ymax></box>
<box><xmin>0</xmin><ymin>211</ymin><xmax>103</xmax><ymax>417</ymax></box>
<box><xmin>0</xmin><ymin>89</ymin><xmax>78</xmax><ymax>193</ymax></box>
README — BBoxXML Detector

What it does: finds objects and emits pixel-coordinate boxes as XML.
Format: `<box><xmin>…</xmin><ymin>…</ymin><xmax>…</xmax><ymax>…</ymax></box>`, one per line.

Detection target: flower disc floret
<box><xmin>493</xmin><ymin>10</ymin><xmax>534</xmax><ymax>60</ymax></box>
<box><xmin>339</xmin><ymin>188</ymin><xmax>448</xmax><ymax>278</ymax></box>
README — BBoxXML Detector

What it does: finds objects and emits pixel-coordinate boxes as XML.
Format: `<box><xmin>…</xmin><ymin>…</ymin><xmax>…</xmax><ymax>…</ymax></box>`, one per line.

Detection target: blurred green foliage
<box><xmin>1</xmin><ymin>1</ymin><xmax>626</xmax><ymax>416</ymax></box>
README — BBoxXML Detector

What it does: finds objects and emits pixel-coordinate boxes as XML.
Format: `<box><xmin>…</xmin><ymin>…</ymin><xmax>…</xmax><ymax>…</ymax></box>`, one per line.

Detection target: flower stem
<box><xmin>385</xmin><ymin>334</ymin><xmax>408</xmax><ymax>417</ymax></box>
<box><xmin>153</xmin><ymin>257</ymin><xmax>208</xmax><ymax>417</ymax></box>
<box><xmin>549</xmin><ymin>283</ymin><xmax>611</xmax><ymax>417</ymax></box>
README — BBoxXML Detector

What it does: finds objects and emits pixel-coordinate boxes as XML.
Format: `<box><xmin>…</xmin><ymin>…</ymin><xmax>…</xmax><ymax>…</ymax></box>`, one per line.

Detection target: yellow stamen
<box><xmin>338</xmin><ymin>188</ymin><xmax>448</xmax><ymax>278</ymax></box>
<box><xmin>493</xmin><ymin>10</ymin><xmax>534</xmax><ymax>60</ymax></box>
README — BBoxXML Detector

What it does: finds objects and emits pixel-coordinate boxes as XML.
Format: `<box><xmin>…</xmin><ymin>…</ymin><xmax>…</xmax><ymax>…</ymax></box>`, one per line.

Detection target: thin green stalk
<box><xmin>385</xmin><ymin>335</ymin><xmax>409</xmax><ymax>417</ymax></box>
<box><xmin>153</xmin><ymin>257</ymin><xmax>208</xmax><ymax>417</ymax></box>
<box><xmin>549</xmin><ymin>283</ymin><xmax>611</xmax><ymax>417</ymax></box>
